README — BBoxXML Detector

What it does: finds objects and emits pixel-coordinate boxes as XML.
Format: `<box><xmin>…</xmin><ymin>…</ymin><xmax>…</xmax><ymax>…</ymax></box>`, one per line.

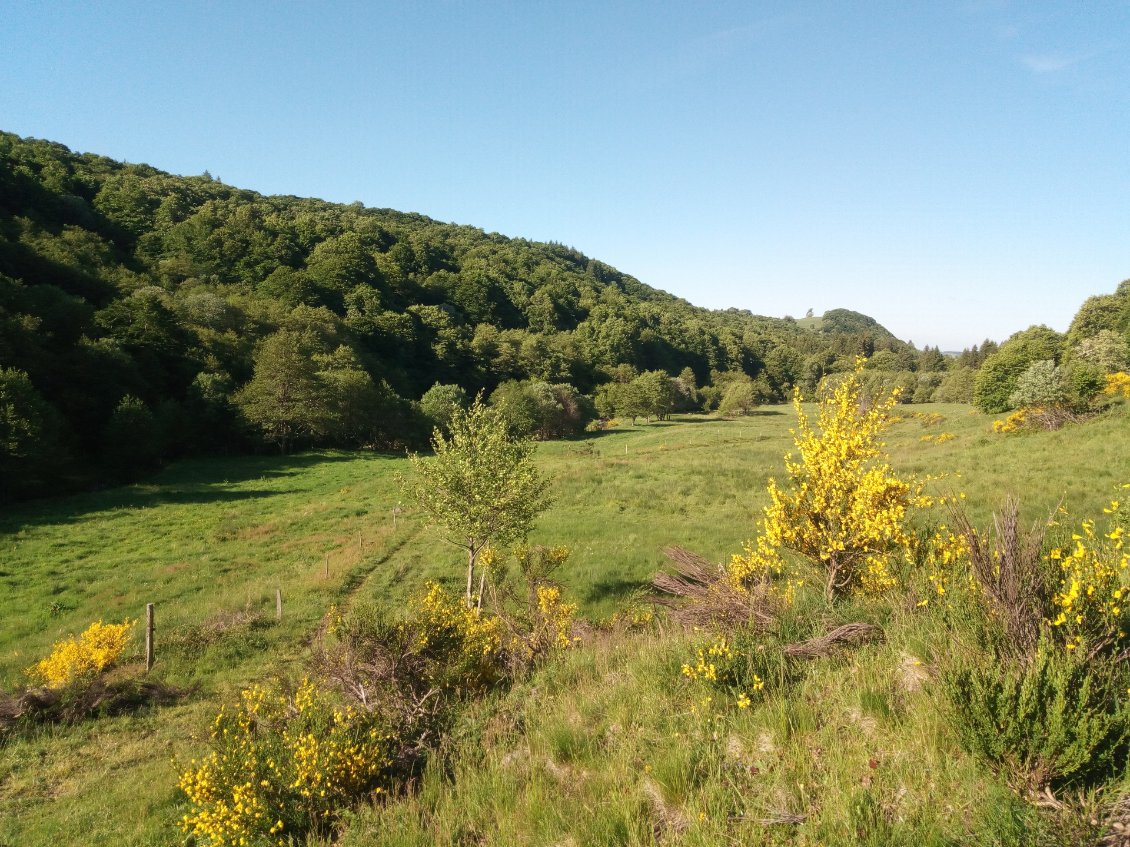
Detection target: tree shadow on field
<box><xmin>726</xmin><ymin>409</ymin><xmax>786</xmax><ymax>418</ymax></box>
<box><xmin>571</xmin><ymin>415</ymin><xmax>737</xmax><ymax>443</ymax></box>
<box><xmin>0</xmin><ymin>451</ymin><xmax>358</xmax><ymax>535</ymax></box>
<box><xmin>585</xmin><ymin>576</ymin><xmax>649</xmax><ymax>606</ymax></box>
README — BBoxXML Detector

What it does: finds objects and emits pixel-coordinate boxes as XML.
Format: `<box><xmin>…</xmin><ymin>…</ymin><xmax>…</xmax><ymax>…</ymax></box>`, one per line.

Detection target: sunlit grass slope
<box><xmin>0</xmin><ymin>403</ymin><xmax>1127</xmax><ymax>846</ymax></box>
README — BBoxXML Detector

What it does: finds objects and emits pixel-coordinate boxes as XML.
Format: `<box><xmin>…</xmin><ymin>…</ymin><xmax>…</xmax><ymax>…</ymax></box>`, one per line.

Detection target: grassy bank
<box><xmin>1</xmin><ymin>403</ymin><xmax>1127</xmax><ymax>845</ymax></box>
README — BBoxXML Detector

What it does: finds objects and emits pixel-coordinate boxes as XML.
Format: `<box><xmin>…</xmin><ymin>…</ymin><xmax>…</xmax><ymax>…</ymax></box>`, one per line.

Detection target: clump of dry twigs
<box><xmin>948</xmin><ymin>495</ymin><xmax>1055</xmax><ymax>657</ymax></box>
<box><xmin>0</xmin><ymin>673</ymin><xmax>190</xmax><ymax>735</ymax></box>
<box><xmin>782</xmin><ymin>623</ymin><xmax>885</xmax><ymax>660</ymax></box>
<box><xmin>650</xmin><ymin>546</ymin><xmax>779</xmax><ymax>630</ymax></box>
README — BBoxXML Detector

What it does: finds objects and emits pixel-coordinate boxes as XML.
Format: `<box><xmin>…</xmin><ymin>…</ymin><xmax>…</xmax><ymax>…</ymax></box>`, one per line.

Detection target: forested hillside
<box><xmin>2</xmin><ymin>129</ymin><xmax>1110</xmax><ymax>502</ymax></box>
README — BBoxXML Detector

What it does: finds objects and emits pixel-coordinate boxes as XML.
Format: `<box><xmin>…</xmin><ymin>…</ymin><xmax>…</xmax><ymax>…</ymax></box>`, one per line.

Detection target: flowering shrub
<box><xmin>533</xmin><ymin>585</ymin><xmax>578</xmax><ymax>650</ymax></box>
<box><xmin>914</xmin><ymin>525</ymin><xmax>972</xmax><ymax>605</ymax></box>
<box><xmin>488</xmin><ymin>544</ymin><xmax>580</xmax><ymax>666</ymax></box>
<box><xmin>26</xmin><ymin>619</ymin><xmax>135</xmax><ymax>688</ymax></box>
<box><xmin>918</xmin><ymin>432</ymin><xmax>955</xmax><ymax>444</ymax></box>
<box><xmin>404</xmin><ymin>581</ymin><xmax>503</xmax><ymax>693</ymax></box>
<box><xmin>1104</xmin><ymin>371</ymin><xmax>1130</xmax><ymax>399</ymax></box>
<box><xmin>179</xmin><ymin>679</ymin><xmax>394</xmax><ymax>847</ymax></box>
<box><xmin>730</xmin><ymin>361</ymin><xmax>934</xmax><ymax>603</ymax></box>
<box><xmin>992</xmin><ymin>409</ymin><xmax>1032</xmax><ymax>433</ymax></box>
<box><xmin>993</xmin><ymin>405</ymin><xmax>1089</xmax><ymax>433</ymax></box>
<box><xmin>680</xmin><ymin>629</ymin><xmax>794</xmax><ymax>710</ymax></box>
<box><xmin>1048</xmin><ymin>494</ymin><xmax>1130</xmax><ymax>655</ymax></box>
<box><xmin>726</xmin><ymin>537</ymin><xmax>806</xmax><ymax>606</ymax></box>
<box><xmin>608</xmin><ymin>601</ymin><xmax>655</xmax><ymax>630</ymax></box>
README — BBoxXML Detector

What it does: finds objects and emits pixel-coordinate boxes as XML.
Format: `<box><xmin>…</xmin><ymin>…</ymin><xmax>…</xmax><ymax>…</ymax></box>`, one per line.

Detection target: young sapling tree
<box><xmin>407</xmin><ymin>397</ymin><xmax>550</xmax><ymax>606</ymax></box>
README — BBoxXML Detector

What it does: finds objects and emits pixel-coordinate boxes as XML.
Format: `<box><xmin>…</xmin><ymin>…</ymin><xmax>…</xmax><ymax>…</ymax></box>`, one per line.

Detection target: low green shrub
<box><xmin>940</xmin><ymin>640</ymin><xmax>1130</xmax><ymax>791</ymax></box>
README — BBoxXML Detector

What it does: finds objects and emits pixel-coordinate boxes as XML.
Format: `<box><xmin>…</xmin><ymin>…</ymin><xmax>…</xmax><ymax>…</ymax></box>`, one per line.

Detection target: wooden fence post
<box><xmin>275</xmin><ymin>588</ymin><xmax>283</xmax><ymax>622</ymax></box>
<box><xmin>145</xmin><ymin>603</ymin><xmax>154</xmax><ymax>672</ymax></box>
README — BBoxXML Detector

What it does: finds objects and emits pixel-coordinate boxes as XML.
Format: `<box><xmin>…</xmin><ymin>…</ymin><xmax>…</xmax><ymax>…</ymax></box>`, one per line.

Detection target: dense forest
<box><xmin>1</xmin><ymin>130</ymin><xmax>1127</xmax><ymax>501</ymax></box>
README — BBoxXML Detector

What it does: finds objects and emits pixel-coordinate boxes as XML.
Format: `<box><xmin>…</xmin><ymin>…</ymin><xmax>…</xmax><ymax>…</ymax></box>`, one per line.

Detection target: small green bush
<box><xmin>940</xmin><ymin>641</ymin><xmax>1130</xmax><ymax>790</ymax></box>
<box><xmin>680</xmin><ymin>624</ymin><xmax>801</xmax><ymax>709</ymax></box>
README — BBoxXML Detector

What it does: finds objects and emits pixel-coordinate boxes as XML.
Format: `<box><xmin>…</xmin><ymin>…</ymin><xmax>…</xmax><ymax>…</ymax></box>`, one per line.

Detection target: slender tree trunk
<box><xmin>476</xmin><ymin>572</ymin><xmax>486</xmax><ymax>611</ymax></box>
<box><xmin>466</xmin><ymin>545</ymin><xmax>475</xmax><ymax>607</ymax></box>
<box><xmin>824</xmin><ymin>555</ymin><xmax>839</xmax><ymax>606</ymax></box>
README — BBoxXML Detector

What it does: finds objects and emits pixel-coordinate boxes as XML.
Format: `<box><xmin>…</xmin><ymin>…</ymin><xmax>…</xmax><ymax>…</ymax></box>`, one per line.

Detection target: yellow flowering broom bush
<box><xmin>178</xmin><ymin>678</ymin><xmax>395</xmax><ymax>847</ymax></box>
<box><xmin>26</xmin><ymin>619</ymin><xmax>135</xmax><ymax>688</ymax></box>
<box><xmin>1047</xmin><ymin>492</ymin><xmax>1130</xmax><ymax>656</ymax></box>
<box><xmin>496</xmin><ymin>544</ymin><xmax>580</xmax><ymax>666</ymax></box>
<box><xmin>680</xmin><ymin>628</ymin><xmax>797</xmax><ymax>711</ymax></box>
<box><xmin>730</xmin><ymin>360</ymin><xmax>939</xmax><ymax>604</ymax></box>
<box><xmin>406</xmin><ymin>580</ymin><xmax>504</xmax><ymax>692</ymax></box>
<box><xmin>1103</xmin><ymin>371</ymin><xmax>1130</xmax><ymax>399</ymax></box>
<box><xmin>314</xmin><ymin>581</ymin><xmax>504</xmax><ymax>724</ymax></box>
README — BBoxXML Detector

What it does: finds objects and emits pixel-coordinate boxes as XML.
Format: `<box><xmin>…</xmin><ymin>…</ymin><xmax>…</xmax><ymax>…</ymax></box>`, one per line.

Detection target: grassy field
<box><xmin>1</xmin><ymin>402</ymin><xmax>1128</xmax><ymax>845</ymax></box>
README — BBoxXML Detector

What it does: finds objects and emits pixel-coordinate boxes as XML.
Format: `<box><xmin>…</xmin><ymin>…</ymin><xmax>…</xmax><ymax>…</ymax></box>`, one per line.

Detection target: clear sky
<box><xmin>3</xmin><ymin>1</ymin><xmax>1128</xmax><ymax>350</ymax></box>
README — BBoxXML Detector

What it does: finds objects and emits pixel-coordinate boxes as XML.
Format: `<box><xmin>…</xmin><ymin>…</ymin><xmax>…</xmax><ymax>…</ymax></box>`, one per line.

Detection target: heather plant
<box><xmin>940</xmin><ymin>637</ymin><xmax>1130</xmax><ymax>791</ymax></box>
<box><xmin>178</xmin><ymin>678</ymin><xmax>395</xmax><ymax>846</ymax></box>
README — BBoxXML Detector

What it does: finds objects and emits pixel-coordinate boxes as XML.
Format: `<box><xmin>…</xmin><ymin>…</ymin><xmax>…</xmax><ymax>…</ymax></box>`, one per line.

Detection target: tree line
<box><xmin>1</xmin><ymin>130</ymin><xmax>1126</xmax><ymax>501</ymax></box>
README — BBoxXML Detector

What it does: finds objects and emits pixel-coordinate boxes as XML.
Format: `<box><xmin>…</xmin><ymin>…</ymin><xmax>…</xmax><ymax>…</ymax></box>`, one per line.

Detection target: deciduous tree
<box><xmin>235</xmin><ymin>330</ymin><xmax>328</xmax><ymax>452</ymax></box>
<box><xmin>407</xmin><ymin>398</ymin><xmax>550</xmax><ymax>606</ymax></box>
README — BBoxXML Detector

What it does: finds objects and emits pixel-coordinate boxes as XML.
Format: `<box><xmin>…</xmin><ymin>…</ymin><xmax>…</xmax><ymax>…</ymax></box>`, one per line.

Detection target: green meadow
<box><xmin>1</xmin><ymin>403</ymin><xmax>1128</xmax><ymax>846</ymax></box>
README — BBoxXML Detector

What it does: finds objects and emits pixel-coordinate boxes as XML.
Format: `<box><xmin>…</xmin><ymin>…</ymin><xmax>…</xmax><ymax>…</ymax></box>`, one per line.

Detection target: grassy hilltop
<box><xmin>2</xmin><ymin>401</ymin><xmax>1129</xmax><ymax>846</ymax></box>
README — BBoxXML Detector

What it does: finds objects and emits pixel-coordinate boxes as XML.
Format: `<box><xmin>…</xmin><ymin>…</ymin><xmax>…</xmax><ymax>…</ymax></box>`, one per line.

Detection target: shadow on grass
<box><xmin>569</xmin><ymin>415</ymin><xmax>741</xmax><ymax>442</ymax></box>
<box><xmin>584</xmin><ymin>576</ymin><xmax>649</xmax><ymax>606</ymax></box>
<box><xmin>0</xmin><ymin>451</ymin><xmax>361</xmax><ymax>534</ymax></box>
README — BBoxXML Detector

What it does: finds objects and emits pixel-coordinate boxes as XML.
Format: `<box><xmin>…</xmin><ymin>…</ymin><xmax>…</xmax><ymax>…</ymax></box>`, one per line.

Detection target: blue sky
<box><xmin>3</xmin><ymin>1</ymin><xmax>1128</xmax><ymax>350</ymax></box>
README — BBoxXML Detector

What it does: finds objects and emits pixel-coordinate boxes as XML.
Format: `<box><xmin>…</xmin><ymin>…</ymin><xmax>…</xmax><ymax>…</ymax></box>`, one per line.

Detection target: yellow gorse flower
<box><xmin>1102</xmin><ymin>371</ymin><xmax>1130</xmax><ymax>399</ymax></box>
<box><xmin>409</xmin><ymin>581</ymin><xmax>501</xmax><ymax>661</ymax></box>
<box><xmin>992</xmin><ymin>409</ymin><xmax>1030</xmax><ymax>433</ymax></box>
<box><xmin>1048</xmin><ymin>495</ymin><xmax>1130</xmax><ymax>654</ymax></box>
<box><xmin>178</xmin><ymin>678</ymin><xmax>393</xmax><ymax>847</ymax></box>
<box><xmin>26</xmin><ymin>619</ymin><xmax>135</xmax><ymax>688</ymax></box>
<box><xmin>534</xmin><ymin>585</ymin><xmax>579</xmax><ymax>650</ymax></box>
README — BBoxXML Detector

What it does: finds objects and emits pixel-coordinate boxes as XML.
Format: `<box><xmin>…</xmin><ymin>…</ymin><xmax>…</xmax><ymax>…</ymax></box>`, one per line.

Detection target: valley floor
<box><xmin>2</xmin><ymin>405</ymin><xmax>1128</xmax><ymax>845</ymax></box>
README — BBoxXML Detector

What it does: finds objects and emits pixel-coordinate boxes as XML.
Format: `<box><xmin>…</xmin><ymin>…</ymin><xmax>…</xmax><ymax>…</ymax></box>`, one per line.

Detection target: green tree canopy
<box><xmin>407</xmin><ymin>398</ymin><xmax>550</xmax><ymax>605</ymax></box>
<box><xmin>419</xmin><ymin>382</ymin><xmax>469</xmax><ymax>434</ymax></box>
<box><xmin>235</xmin><ymin>330</ymin><xmax>329</xmax><ymax>452</ymax></box>
<box><xmin>973</xmin><ymin>326</ymin><xmax>1064</xmax><ymax>413</ymax></box>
